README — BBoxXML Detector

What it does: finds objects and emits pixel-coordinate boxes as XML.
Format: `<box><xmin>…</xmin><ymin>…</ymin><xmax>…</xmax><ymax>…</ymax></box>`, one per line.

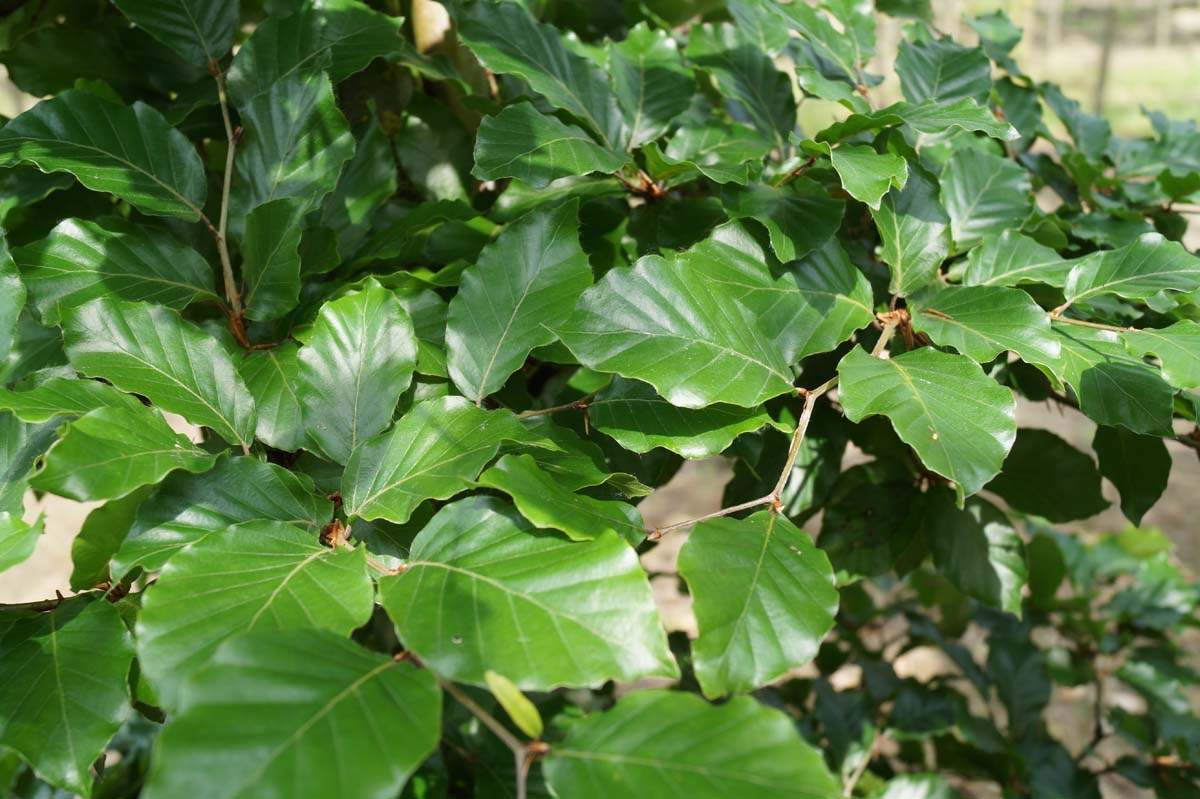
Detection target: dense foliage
<box><xmin>0</xmin><ymin>0</ymin><xmax>1198</xmax><ymax>797</ymax></box>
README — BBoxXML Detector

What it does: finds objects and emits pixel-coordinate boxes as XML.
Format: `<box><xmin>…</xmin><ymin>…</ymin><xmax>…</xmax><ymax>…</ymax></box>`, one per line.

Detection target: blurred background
<box><xmin>875</xmin><ymin>0</ymin><xmax>1200</xmax><ymax>138</ymax></box>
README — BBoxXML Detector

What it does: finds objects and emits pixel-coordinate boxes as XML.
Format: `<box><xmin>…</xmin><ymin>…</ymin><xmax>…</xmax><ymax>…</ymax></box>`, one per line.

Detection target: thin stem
<box><xmin>1049</xmin><ymin>315</ymin><xmax>1130</xmax><ymax>333</ymax></box>
<box><xmin>515</xmin><ymin>747</ymin><xmax>532</xmax><ymax>799</ymax></box>
<box><xmin>517</xmin><ymin>390</ymin><xmax>599</xmax><ymax>419</ymax></box>
<box><xmin>647</xmin><ymin>494</ymin><xmax>775</xmax><ymax>539</ymax></box>
<box><xmin>769</xmin><ymin>376</ymin><xmax>837</xmax><ymax>503</ymax></box>
<box><xmin>436</xmin><ymin>673</ymin><xmax>524</xmax><ymax>754</ymax></box>
<box><xmin>646</xmin><ymin>320</ymin><xmax>899</xmax><ymax>540</ymax></box>
<box><xmin>774</xmin><ymin>156</ymin><xmax>816</xmax><ymax>187</ymax></box>
<box><xmin>842</xmin><ymin>730</ymin><xmax>883</xmax><ymax>797</ymax></box>
<box><xmin>210</xmin><ymin>62</ymin><xmax>248</xmax><ymax>347</ymax></box>
<box><xmin>437</xmin><ymin>674</ymin><xmax>533</xmax><ymax>799</ymax></box>
<box><xmin>871</xmin><ymin>316</ymin><xmax>901</xmax><ymax>356</ymax></box>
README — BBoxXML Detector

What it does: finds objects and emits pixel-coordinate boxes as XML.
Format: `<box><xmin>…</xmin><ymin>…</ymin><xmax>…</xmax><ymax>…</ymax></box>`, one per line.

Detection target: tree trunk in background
<box><xmin>1092</xmin><ymin>3</ymin><xmax>1118</xmax><ymax>115</ymax></box>
<box><xmin>1156</xmin><ymin>0</ymin><xmax>1172</xmax><ymax>47</ymax></box>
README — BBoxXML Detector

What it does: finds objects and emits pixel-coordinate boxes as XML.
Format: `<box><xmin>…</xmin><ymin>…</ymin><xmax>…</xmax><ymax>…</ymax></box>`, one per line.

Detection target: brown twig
<box><xmin>435</xmin><ymin>674</ymin><xmax>538</xmax><ymax>799</ymax></box>
<box><xmin>1049</xmin><ymin>315</ymin><xmax>1130</xmax><ymax>333</ymax></box>
<box><xmin>208</xmin><ymin>59</ymin><xmax>249</xmax><ymax>349</ymax></box>
<box><xmin>646</xmin><ymin>318</ymin><xmax>901</xmax><ymax>540</ymax></box>
<box><xmin>517</xmin><ymin>390</ymin><xmax>600</xmax><ymax>419</ymax></box>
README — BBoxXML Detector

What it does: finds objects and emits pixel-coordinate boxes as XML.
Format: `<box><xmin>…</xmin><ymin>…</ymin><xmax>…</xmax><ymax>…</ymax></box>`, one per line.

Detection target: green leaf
<box><xmin>0</xmin><ymin>373</ymin><xmax>142</xmax><ymax>423</ymax></box>
<box><xmin>816</xmin><ymin>99</ymin><xmax>1018</xmax><ymax>144</ymax></box>
<box><xmin>872</xmin><ymin>164</ymin><xmax>950</xmax><ymax>295</ymax></box>
<box><xmin>767</xmin><ymin>0</ymin><xmax>868</xmax><ymax>87</ymax></box>
<box><xmin>227</xmin><ymin>0</ymin><xmax>408</xmax><ymax>104</ymax></box>
<box><xmin>143</xmin><ymin>630</ymin><xmax>440</xmax><ymax>799</ymax></box>
<box><xmin>837</xmin><ymin>347</ymin><xmax>1017</xmax><ymax>504</ymax></box>
<box><xmin>446</xmin><ymin>201</ymin><xmax>591</xmax><ymax>404</ymax></box>
<box><xmin>477</xmin><ymin>454</ymin><xmax>644</xmax><ymax>545</ymax></box>
<box><xmin>819</xmin><ymin>462</ymin><xmax>924</xmax><ymax>580</ymax></box>
<box><xmin>238</xmin><ymin>343</ymin><xmax>305</xmax><ymax>452</ymax></box>
<box><xmin>111</xmin><ymin>0</ymin><xmax>237</xmax><ymax>66</ymax></box>
<box><xmin>136</xmin><ymin>520</ymin><xmax>374</xmax><ymax>709</ymax></box>
<box><xmin>484</xmin><ymin>670</ymin><xmax>544</xmax><ymax>740</ymax></box>
<box><xmin>677</xmin><ymin>512</ymin><xmax>838</xmax><ymax>697</ymax></box>
<box><xmin>554</xmin><ymin>255</ymin><xmax>794</xmax><ymax>409</ymax></box>
<box><xmin>1092</xmin><ymin>426</ymin><xmax>1171</xmax><ymax>526</ymax></box>
<box><xmin>543</xmin><ymin>691</ymin><xmax>839</xmax><ymax>799</ymax></box>
<box><xmin>728</xmin><ymin>0</ymin><xmax>791</xmax><ymax>55</ymax></box>
<box><xmin>686</xmin><ymin>23</ymin><xmax>795</xmax><ymax>149</ymax></box>
<box><xmin>721</xmin><ymin>177</ymin><xmax>844</xmax><ymax>262</ymax></box>
<box><xmin>940</xmin><ymin>148</ymin><xmax>1032</xmax><ymax>252</ymax></box>
<box><xmin>909</xmin><ymin>285</ymin><xmax>1061</xmax><ymax>370</ymax></box>
<box><xmin>645</xmin><ymin>122</ymin><xmax>771</xmax><ymax>185</ymax></box>
<box><xmin>472</xmin><ymin>104</ymin><xmax>628</xmax><ymax>189</ymax></box>
<box><xmin>609</xmin><ymin>23</ymin><xmax>694</xmax><ymax>148</ymax></box>
<box><xmin>925</xmin><ymin>492</ymin><xmax>1026</xmax><ymax>615</ymax></box>
<box><xmin>520</xmin><ymin>416</ymin><xmax>653</xmax><ymax>498</ymax></box>
<box><xmin>13</xmin><ymin>218</ymin><xmax>218</xmax><ymax>325</ymax></box>
<box><xmin>589</xmin><ymin>376</ymin><xmax>785</xmax><ymax>459</ymax></box>
<box><xmin>895</xmin><ymin>37</ymin><xmax>991</xmax><ymax>105</ymax></box>
<box><xmin>297</xmin><ymin>281</ymin><xmax>416</xmax><ymax>464</ymax></box>
<box><xmin>670</xmin><ymin>226</ymin><xmax>873</xmax><ymax>364</ymax></box>
<box><xmin>1063</xmin><ymin>233</ymin><xmax>1200</xmax><ymax>306</ymax></box>
<box><xmin>69</xmin><ymin>488</ymin><xmax>149</xmax><ymax>591</ymax></box>
<box><xmin>63</xmin><ymin>298</ymin><xmax>257</xmax><ymax>449</ymax></box>
<box><xmin>0</xmin><ymin>90</ymin><xmax>206</xmax><ymax>220</ymax></box>
<box><xmin>0</xmin><ymin>414</ymin><xmax>58</xmax><ymax>515</ymax></box>
<box><xmin>321</xmin><ymin>117</ymin><xmax>397</xmax><ymax>255</ymax></box>
<box><xmin>452</xmin><ymin>0</ymin><xmax>625</xmax><ymax>148</ymax></box>
<box><xmin>800</xmin><ymin>140</ymin><xmax>908</xmax><ymax>209</ymax></box>
<box><xmin>984</xmin><ymin>428</ymin><xmax>1108</xmax><ymax>522</ymax></box>
<box><xmin>0</xmin><ymin>598</ymin><xmax>134</xmax><ymax>796</ymax></box>
<box><xmin>241</xmin><ymin>198</ymin><xmax>304</xmax><ymax>321</ymax></box>
<box><xmin>31</xmin><ymin>406</ymin><xmax>215</xmax><ymax>502</ymax></box>
<box><xmin>1043</xmin><ymin>83</ymin><xmax>1111</xmax><ymax>162</ymax></box>
<box><xmin>111</xmin><ymin>453</ymin><xmax>332</xmax><ymax>577</ymax></box>
<box><xmin>0</xmin><ymin>513</ymin><xmax>42</xmax><ymax>574</ymax></box>
<box><xmin>963</xmin><ymin>230</ymin><xmax>1076</xmax><ymax>288</ymax></box>
<box><xmin>1050</xmin><ymin>327</ymin><xmax>1176</xmax><ymax>437</ymax></box>
<box><xmin>232</xmin><ymin>71</ymin><xmax>356</xmax><ymax>220</ymax></box>
<box><xmin>342</xmin><ymin>397</ymin><xmax>540</xmax><ymax>524</ymax></box>
<box><xmin>1125</xmin><ymin>321</ymin><xmax>1200</xmax><ymax>390</ymax></box>
<box><xmin>0</xmin><ymin>236</ymin><xmax>21</xmax><ymax>363</ymax></box>
<box><xmin>379</xmin><ymin>496</ymin><xmax>676</xmax><ymax>689</ymax></box>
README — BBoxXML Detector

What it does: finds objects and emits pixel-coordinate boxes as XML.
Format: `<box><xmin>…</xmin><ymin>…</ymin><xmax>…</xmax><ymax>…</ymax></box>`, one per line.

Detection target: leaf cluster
<box><xmin>0</xmin><ymin>1</ymin><xmax>1198</xmax><ymax>797</ymax></box>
